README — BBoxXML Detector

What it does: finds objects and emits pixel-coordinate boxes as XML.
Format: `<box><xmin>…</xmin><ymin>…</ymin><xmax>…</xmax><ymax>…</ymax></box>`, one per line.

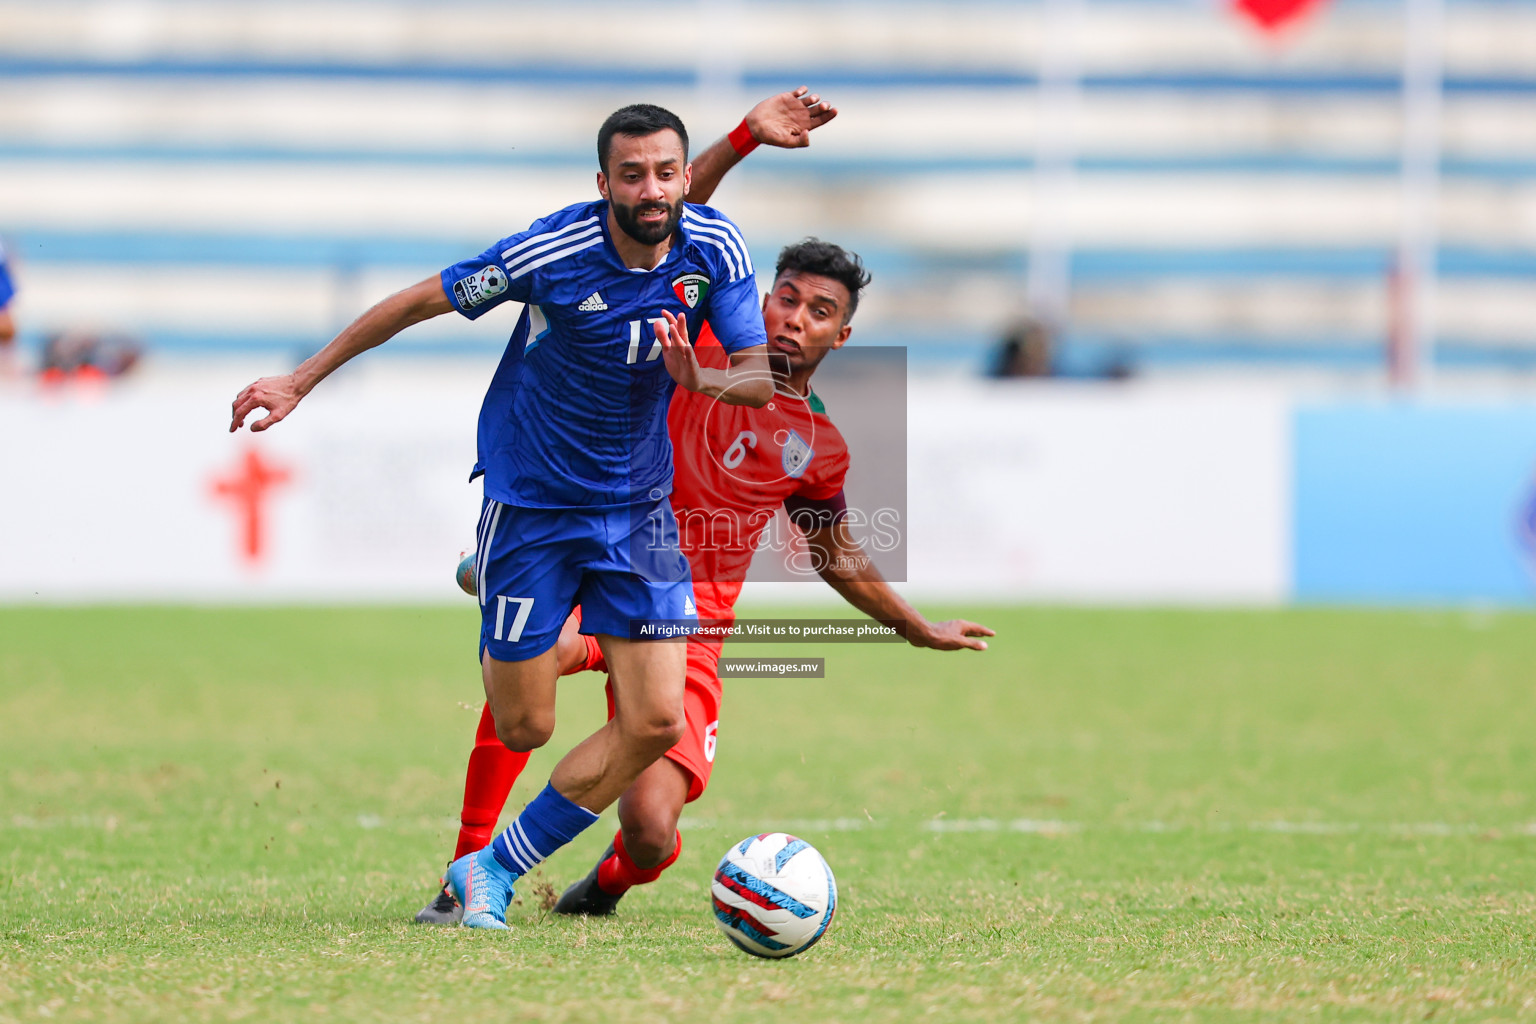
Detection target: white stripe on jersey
<box><xmin>507</xmin><ymin>236</ymin><xmax>603</xmax><ymax>280</ymax></box>
<box><xmin>684</xmin><ymin>210</ymin><xmax>754</xmax><ymax>280</ymax></box>
<box><xmin>473</xmin><ymin>502</ymin><xmax>493</xmax><ymax>605</ymax></box>
<box><xmin>683</xmin><ymin>218</ymin><xmax>752</xmax><ymax>281</ymax></box>
<box><xmin>504</xmin><ymin>223</ymin><xmax>602</xmax><ymax>277</ymax></box>
<box><xmin>476</xmin><ymin>501</ymin><xmax>502</xmax><ymax>607</ymax></box>
<box><xmin>684</xmin><ymin>208</ymin><xmax>753</xmax><ymax>260</ymax></box>
<box><xmin>690</xmin><ymin>234</ymin><xmax>749</xmax><ymax>283</ymax></box>
<box><xmin>501</xmin><ymin>216</ymin><xmax>600</xmax><ymax>262</ymax></box>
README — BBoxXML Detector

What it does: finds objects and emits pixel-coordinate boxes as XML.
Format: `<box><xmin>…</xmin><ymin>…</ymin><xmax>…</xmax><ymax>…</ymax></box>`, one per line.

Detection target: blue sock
<box><xmin>489</xmin><ymin>782</ymin><xmax>600</xmax><ymax>877</ymax></box>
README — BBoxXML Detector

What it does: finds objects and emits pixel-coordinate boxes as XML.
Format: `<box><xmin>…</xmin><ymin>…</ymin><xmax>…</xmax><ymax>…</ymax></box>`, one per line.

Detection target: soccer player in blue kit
<box><xmin>230</xmin><ymin>103</ymin><xmax>778</xmax><ymax>929</ymax></box>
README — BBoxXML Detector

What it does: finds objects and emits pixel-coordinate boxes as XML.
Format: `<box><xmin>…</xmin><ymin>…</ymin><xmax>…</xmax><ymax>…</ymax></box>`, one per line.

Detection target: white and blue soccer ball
<box><xmin>455</xmin><ymin>548</ymin><xmax>477</xmax><ymax>596</ymax></box>
<box><xmin>712</xmin><ymin>832</ymin><xmax>837</xmax><ymax>958</ymax></box>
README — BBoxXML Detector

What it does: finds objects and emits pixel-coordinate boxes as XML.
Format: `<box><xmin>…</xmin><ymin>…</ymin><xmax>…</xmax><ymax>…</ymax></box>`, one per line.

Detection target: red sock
<box><xmin>562</xmin><ymin>633</ymin><xmax>605</xmax><ymax>675</ymax></box>
<box><xmin>451</xmin><ymin>702</ymin><xmax>530</xmax><ymax>861</ymax></box>
<box><xmin>596</xmin><ymin>827</ymin><xmax>681</xmax><ymax>895</ymax></box>
<box><xmin>559</xmin><ymin>607</ymin><xmax>606</xmax><ymax>675</ymax></box>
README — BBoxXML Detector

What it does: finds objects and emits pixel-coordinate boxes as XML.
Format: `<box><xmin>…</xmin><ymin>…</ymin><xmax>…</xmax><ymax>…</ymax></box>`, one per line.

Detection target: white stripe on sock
<box><xmin>500</xmin><ymin>826</ymin><xmax>533</xmax><ymax>872</ymax></box>
<box><xmin>493</xmin><ymin>832</ymin><xmax>522</xmax><ymax>872</ymax></box>
<box><xmin>495</xmin><ymin>821</ymin><xmax>538</xmax><ymax>874</ymax></box>
<box><xmin>511</xmin><ymin>820</ymin><xmax>545</xmax><ymax>871</ymax></box>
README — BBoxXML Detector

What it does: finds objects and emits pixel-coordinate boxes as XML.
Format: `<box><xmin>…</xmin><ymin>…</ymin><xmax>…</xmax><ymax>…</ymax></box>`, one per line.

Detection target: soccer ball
<box><xmin>455</xmin><ymin>549</ymin><xmax>477</xmax><ymax>596</ymax></box>
<box><xmin>712</xmin><ymin>833</ymin><xmax>837</xmax><ymax>958</ymax></box>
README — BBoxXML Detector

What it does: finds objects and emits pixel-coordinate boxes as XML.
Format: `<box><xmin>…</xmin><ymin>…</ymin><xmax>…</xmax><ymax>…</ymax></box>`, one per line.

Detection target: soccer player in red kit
<box><xmin>415</xmin><ymin>109</ymin><xmax>993</xmax><ymax>928</ymax></box>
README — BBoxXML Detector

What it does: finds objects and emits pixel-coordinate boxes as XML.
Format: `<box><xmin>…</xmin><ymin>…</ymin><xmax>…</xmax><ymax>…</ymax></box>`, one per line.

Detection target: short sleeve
<box><xmin>795</xmin><ymin>458</ymin><xmax>848</xmax><ymax>502</ymax></box>
<box><xmin>440</xmin><ymin>238</ymin><xmax>526</xmax><ymax>321</ymax></box>
<box><xmin>783</xmin><ymin>423</ymin><xmax>850</xmax><ymax>530</ymax></box>
<box><xmin>685</xmin><ymin>206</ymin><xmax>767</xmax><ymax>355</ymax></box>
<box><xmin>442</xmin><ymin>209</ymin><xmax>606</xmax><ymax>320</ymax></box>
<box><xmin>704</xmin><ymin>273</ymin><xmax>767</xmax><ymax>355</ymax></box>
<box><xmin>794</xmin><ymin>417</ymin><xmax>850</xmax><ymax>501</ymax></box>
<box><xmin>784</xmin><ymin>436</ymin><xmax>851</xmax><ymax>531</ymax></box>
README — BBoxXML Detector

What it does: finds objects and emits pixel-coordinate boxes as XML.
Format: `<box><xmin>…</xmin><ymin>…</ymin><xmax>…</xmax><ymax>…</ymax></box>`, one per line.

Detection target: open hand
<box><xmin>656</xmin><ymin>311</ymin><xmax>702</xmax><ymax>392</ymax></box>
<box><xmin>910</xmin><ymin>619</ymin><xmax>995</xmax><ymax>652</ymax></box>
<box><xmin>230</xmin><ymin>374</ymin><xmax>303</xmax><ymax>432</ymax></box>
<box><xmin>745</xmin><ymin>86</ymin><xmax>838</xmax><ymax>149</ymax></box>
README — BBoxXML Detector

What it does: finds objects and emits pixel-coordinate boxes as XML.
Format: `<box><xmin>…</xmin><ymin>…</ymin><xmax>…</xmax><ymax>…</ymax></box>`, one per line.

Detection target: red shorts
<box><xmin>579</xmin><ymin>582</ymin><xmax>738</xmax><ymax>803</ymax></box>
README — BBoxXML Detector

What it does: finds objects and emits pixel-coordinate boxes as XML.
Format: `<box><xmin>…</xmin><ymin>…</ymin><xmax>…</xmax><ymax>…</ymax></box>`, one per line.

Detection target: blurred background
<box><xmin>1</xmin><ymin>0</ymin><xmax>1534</xmax><ymax>606</ymax></box>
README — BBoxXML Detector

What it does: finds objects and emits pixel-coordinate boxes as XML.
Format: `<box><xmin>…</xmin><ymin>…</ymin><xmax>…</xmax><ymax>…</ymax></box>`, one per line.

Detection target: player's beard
<box><xmin>612</xmin><ymin>198</ymin><xmax>681</xmax><ymax>246</ymax></box>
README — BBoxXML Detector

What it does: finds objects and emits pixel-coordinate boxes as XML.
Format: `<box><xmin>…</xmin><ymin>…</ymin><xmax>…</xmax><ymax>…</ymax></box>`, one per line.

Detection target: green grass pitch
<box><xmin>4</xmin><ymin>605</ymin><xmax>1536</xmax><ymax>1022</ymax></box>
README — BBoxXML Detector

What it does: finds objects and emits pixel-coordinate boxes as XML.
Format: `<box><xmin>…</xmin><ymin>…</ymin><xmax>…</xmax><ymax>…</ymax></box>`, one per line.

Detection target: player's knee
<box><xmin>624</xmin><ymin>709</ymin><xmax>686</xmax><ymax>754</ymax></box>
<box><xmin>623</xmin><ymin>820</ymin><xmax>677</xmax><ymax>870</ymax></box>
<box><xmin>651</xmin><ymin>712</ymin><xmax>687</xmax><ymax>750</ymax></box>
<box><xmin>493</xmin><ymin>711</ymin><xmax>554</xmax><ymax>752</ymax></box>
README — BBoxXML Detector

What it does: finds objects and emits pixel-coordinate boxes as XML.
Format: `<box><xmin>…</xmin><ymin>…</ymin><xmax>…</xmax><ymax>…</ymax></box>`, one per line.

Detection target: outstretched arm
<box><xmin>802</xmin><ymin>518</ymin><xmax>994</xmax><ymax>651</ymax></box>
<box><xmin>656</xmin><ymin>311</ymin><xmax>773</xmax><ymax>408</ymax></box>
<box><xmin>688</xmin><ymin>87</ymin><xmax>838</xmax><ymax>205</ymax></box>
<box><xmin>230</xmin><ymin>276</ymin><xmax>452</xmax><ymax>432</ymax></box>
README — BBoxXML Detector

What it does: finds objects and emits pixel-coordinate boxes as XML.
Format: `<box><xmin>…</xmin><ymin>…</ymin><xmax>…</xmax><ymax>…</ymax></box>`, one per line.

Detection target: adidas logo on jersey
<box><xmin>684</xmin><ymin>596</ymin><xmax>697</xmax><ymax>616</ymax></box>
<box><xmin>577</xmin><ymin>291</ymin><xmax>608</xmax><ymax>311</ymax></box>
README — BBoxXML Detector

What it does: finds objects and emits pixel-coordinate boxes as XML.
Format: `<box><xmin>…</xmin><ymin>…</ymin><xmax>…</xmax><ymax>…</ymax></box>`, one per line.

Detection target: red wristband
<box><xmin>727</xmin><ymin>118</ymin><xmax>759</xmax><ymax>157</ymax></box>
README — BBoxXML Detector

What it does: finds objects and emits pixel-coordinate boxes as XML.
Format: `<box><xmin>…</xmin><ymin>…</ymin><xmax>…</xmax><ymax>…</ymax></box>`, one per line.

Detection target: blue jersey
<box><xmin>0</xmin><ymin>241</ymin><xmax>14</xmax><ymax>309</ymax></box>
<box><xmin>442</xmin><ymin>200</ymin><xmax>767</xmax><ymax>509</ymax></box>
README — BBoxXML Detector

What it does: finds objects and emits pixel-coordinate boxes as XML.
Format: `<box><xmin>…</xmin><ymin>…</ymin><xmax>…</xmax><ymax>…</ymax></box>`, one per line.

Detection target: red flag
<box><xmin>1233</xmin><ymin>0</ymin><xmax>1326</xmax><ymax>34</ymax></box>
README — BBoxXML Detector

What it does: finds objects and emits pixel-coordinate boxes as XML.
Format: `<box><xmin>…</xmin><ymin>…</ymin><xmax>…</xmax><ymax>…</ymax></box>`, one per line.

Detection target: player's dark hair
<box><xmin>775</xmin><ymin>239</ymin><xmax>873</xmax><ymax>322</ymax></box>
<box><xmin>597</xmin><ymin>104</ymin><xmax>689</xmax><ymax>175</ymax></box>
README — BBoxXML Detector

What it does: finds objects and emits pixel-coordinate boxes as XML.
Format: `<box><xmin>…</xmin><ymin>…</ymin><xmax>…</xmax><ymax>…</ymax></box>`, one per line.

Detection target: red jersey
<box><xmin>585</xmin><ymin>329</ymin><xmax>851</xmax><ymax>801</ymax></box>
<box><xmin>668</xmin><ymin>327</ymin><xmax>850</xmax><ymax>590</ymax></box>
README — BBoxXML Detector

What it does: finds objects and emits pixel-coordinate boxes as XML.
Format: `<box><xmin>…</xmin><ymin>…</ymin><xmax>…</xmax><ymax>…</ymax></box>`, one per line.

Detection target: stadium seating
<box><xmin>1</xmin><ymin>0</ymin><xmax>1533</xmax><ymax>373</ymax></box>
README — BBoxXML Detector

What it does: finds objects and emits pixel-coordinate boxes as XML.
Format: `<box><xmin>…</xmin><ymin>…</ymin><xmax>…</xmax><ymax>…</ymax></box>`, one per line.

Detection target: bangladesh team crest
<box><xmin>672</xmin><ymin>273</ymin><xmax>710</xmax><ymax>309</ymax></box>
<box><xmin>781</xmin><ymin>430</ymin><xmax>814</xmax><ymax>479</ymax></box>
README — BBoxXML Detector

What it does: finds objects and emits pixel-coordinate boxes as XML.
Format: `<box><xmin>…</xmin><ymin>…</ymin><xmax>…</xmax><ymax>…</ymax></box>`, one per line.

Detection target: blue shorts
<box><xmin>474</xmin><ymin>496</ymin><xmax>697</xmax><ymax>662</ymax></box>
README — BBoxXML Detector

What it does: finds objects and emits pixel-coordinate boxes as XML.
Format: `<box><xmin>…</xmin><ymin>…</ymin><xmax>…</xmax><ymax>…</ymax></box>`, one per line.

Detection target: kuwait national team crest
<box><xmin>672</xmin><ymin>273</ymin><xmax>710</xmax><ymax>309</ymax></box>
<box><xmin>781</xmin><ymin>430</ymin><xmax>814</xmax><ymax>479</ymax></box>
